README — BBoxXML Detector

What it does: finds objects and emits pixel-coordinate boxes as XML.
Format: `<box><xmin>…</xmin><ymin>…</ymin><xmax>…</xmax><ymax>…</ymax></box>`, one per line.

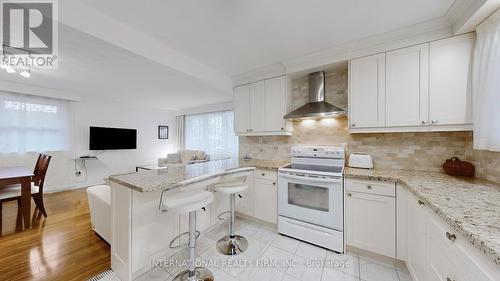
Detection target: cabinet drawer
<box><xmin>346</xmin><ymin>179</ymin><xmax>395</xmax><ymax>197</ymax></box>
<box><xmin>254</xmin><ymin>169</ymin><xmax>277</xmax><ymax>181</ymax></box>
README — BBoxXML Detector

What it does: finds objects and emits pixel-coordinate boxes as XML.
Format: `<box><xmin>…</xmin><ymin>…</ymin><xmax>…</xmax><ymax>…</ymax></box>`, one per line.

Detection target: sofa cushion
<box><xmin>181</xmin><ymin>150</ymin><xmax>198</xmax><ymax>163</ymax></box>
<box><xmin>166</xmin><ymin>153</ymin><xmax>181</xmax><ymax>164</ymax></box>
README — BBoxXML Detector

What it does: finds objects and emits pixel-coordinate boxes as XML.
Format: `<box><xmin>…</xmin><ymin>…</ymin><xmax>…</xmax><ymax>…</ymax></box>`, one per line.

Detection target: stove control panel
<box><xmin>291</xmin><ymin>146</ymin><xmax>345</xmax><ymax>159</ymax></box>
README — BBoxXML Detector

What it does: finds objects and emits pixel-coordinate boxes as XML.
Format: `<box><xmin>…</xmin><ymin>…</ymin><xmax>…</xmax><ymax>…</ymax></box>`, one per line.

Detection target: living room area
<box><xmin>0</xmin><ymin>91</ymin><xmax>238</xmax><ymax>280</ymax></box>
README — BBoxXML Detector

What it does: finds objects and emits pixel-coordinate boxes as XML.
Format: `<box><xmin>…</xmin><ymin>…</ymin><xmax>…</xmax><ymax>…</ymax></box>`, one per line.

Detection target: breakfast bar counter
<box><xmin>108</xmin><ymin>159</ymin><xmax>256</xmax><ymax>281</ymax></box>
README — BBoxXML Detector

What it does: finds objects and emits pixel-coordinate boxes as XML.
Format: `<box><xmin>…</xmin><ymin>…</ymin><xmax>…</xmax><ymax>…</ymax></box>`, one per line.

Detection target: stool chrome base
<box><xmin>216</xmin><ymin>235</ymin><xmax>248</xmax><ymax>255</ymax></box>
<box><xmin>172</xmin><ymin>267</ymin><xmax>214</xmax><ymax>281</ymax></box>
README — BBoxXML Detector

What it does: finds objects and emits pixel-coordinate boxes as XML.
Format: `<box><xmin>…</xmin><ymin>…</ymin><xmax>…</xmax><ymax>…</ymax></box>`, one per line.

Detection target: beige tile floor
<box><xmin>135</xmin><ymin>218</ymin><xmax>413</xmax><ymax>281</ymax></box>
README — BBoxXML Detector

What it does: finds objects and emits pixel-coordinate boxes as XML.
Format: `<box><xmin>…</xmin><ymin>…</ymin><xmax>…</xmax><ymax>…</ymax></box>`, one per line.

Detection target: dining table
<box><xmin>0</xmin><ymin>166</ymin><xmax>34</xmax><ymax>229</ymax></box>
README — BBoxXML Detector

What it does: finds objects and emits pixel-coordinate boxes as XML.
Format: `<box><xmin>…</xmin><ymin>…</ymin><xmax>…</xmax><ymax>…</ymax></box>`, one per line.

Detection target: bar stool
<box><xmin>214</xmin><ymin>175</ymin><xmax>249</xmax><ymax>256</ymax></box>
<box><xmin>159</xmin><ymin>189</ymin><xmax>214</xmax><ymax>281</ymax></box>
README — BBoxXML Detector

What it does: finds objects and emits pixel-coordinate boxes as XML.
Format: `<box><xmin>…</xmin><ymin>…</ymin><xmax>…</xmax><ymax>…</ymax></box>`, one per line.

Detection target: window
<box><xmin>0</xmin><ymin>92</ymin><xmax>71</xmax><ymax>153</ymax></box>
<box><xmin>185</xmin><ymin>110</ymin><xmax>238</xmax><ymax>159</ymax></box>
<box><xmin>473</xmin><ymin>9</ymin><xmax>500</xmax><ymax>152</ymax></box>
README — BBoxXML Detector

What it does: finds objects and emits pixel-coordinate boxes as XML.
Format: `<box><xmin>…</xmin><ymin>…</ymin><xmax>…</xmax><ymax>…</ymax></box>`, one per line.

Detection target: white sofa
<box><xmin>158</xmin><ymin>150</ymin><xmax>209</xmax><ymax>166</ymax></box>
<box><xmin>87</xmin><ymin>184</ymin><xmax>111</xmax><ymax>243</ymax></box>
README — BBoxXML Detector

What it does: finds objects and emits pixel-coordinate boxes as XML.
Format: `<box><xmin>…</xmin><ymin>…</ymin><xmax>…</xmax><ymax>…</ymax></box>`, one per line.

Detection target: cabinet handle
<box><xmin>351</xmin><ymin>123</ymin><xmax>356</xmax><ymax>127</ymax></box>
<box><xmin>281</xmin><ymin>127</ymin><xmax>284</xmax><ymax>130</ymax></box>
<box><xmin>366</xmin><ymin>185</ymin><xmax>372</xmax><ymax>189</ymax></box>
<box><xmin>273</xmin><ymin>182</ymin><xmax>276</xmax><ymax>186</ymax></box>
<box><xmin>201</xmin><ymin>207</ymin><xmax>206</xmax><ymax>212</ymax></box>
<box><xmin>421</xmin><ymin>120</ymin><xmax>428</xmax><ymax>125</ymax></box>
<box><xmin>418</xmin><ymin>200</ymin><xmax>425</xmax><ymax>206</ymax></box>
<box><xmin>431</xmin><ymin>120</ymin><xmax>438</xmax><ymax>124</ymax></box>
<box><xmin>347</xmin><ymin>193</ymin><xmax>352</xmax><ymax>197</ymax></box>
<box><xmin>446</xmin><ymin>232</ymin><xmax>456</xmax><ymax>242</ymax></box>
<box><xmin>447</xmin><ymin>277</ymin><xmax>455</xmax><ymax>281</ymax></box>
<box><xmin>261</xmin><ymin>173</ymin><xmax>265</xmax><ymax>176</ymax></box>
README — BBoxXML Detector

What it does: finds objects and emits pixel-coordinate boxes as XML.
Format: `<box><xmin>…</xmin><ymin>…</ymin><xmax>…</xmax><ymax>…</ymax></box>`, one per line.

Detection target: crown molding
<box><xmin>231</xmin><ymin>17</ymin><xmax>454</xmax><ymax>82</ymax></box>
<box><xmin>451</xmin><ymin>0</ymin><xmax>500</xmax><ymax>34</ymax></box>
<box><xmin>284</xmin><ymin>17</ymin><xmax>452</xmax><ymax>74</ymax></box>
<box><xmin>231</xmin><ymin>63</ymin><xmax>286</xmax><ymax>87</ymax></box>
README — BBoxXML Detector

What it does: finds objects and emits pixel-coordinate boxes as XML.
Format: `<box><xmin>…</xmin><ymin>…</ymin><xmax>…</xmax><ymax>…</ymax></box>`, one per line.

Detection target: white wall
<box><xmin>0</xmin><ymin>97</ymin><xmax>177</xmax><ymax>192</ymax></box>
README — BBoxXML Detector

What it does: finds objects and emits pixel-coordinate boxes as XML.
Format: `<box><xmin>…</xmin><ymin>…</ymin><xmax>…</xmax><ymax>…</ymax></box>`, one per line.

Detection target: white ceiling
<box><xmin>0</xmin><ymin>25</ymin><xmax>231</xmax><ymax>110</ymax></box>
<box><xmin>81</xmin><ymin>0</ymin><xmax>455</xmax><ymax>77</ymax></box>
<box><xmin>1</xmin><ymin>0</ymin><xmax>460</xmax><ymax>110</ymax></box>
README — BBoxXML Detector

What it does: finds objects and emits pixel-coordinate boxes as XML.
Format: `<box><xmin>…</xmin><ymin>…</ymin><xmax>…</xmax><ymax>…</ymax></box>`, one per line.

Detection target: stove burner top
<box><xmin>281</xmin><ymin>163</ymin><xmax>344</xmax><ymax>175</ymax></box>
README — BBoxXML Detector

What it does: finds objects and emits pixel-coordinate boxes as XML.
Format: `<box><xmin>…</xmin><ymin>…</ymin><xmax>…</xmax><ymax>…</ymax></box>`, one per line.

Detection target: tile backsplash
<box><xmin>239</xmin><ymin>68</ymin><xmax>500</xmax><ymax>184</ymax></box>
<box><xmin>240</xmin><ymin>117</ymin><xmax>469</xmax><ymax>172</ymax></box>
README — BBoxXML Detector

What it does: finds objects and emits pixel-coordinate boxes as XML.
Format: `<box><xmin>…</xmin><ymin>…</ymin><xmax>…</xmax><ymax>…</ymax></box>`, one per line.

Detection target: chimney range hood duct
<box><xmin>284</xmin><ymin>71</ymin><xmax>346</xmax><ymax>120</ymax></box>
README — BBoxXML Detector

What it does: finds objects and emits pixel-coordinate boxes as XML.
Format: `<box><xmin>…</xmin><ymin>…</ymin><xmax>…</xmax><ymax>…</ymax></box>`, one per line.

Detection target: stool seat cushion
<box><xmin>163</xmin><ymin>190</ymin><xmax>214</xmax><ymax>213</ymax></box>
<box><xmin>214</xmin><ymin>181</ymin><xmax>248</xmax><ymax>194</ymax></box>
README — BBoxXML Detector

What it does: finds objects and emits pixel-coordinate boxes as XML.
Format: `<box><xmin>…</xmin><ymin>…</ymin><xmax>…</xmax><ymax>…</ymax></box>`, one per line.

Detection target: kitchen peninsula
<box><xmin>108</xmin><ymin>159</ymin><xmax>256</xmax><ymax>281</ymax></box>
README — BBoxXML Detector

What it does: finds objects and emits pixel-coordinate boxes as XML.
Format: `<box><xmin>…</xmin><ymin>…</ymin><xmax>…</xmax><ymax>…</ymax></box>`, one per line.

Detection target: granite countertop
<box><xmin>109</xmin><ymin>159</ymin><xmax>256</xmax><ymax>192</ymax></box>
<box><xmin>238</xmin><ymin>158</ymin><xmax>289</xmax><ymax>171</ymax></box>
<box><xmin>345</xmin><ymin>167</ymin><xmax>500</xmax><ymax>265</ymax></box>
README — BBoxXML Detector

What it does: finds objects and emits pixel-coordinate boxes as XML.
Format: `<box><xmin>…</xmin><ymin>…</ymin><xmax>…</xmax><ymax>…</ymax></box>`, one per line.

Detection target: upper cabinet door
<box><xmin>386</xmin><ymin>44</ymin><xmax>429</xmax><ymax>127</ymax></box>
<box><xmin>429</xmin><ymin>33</ymin><xmax>474</xmax><ymax>126</ymax></box>
<box><xmin>349</xmin><ymin>53</ymin><xmax>386</xmax><ymax>128</ymax></box>
<box><xmin>249</xmin><ymin>81</ymin><xmax>266</xmax><ymax>132</ymax></box>
<box><xmin>264</xmin><ymin>76</ymin><xmax>287</xmax><ymax>132</ymax></box>
<box><xmin>234</xmin><ymin>84</ymin><xmax>250</xmax><ymax>133</ymax></box>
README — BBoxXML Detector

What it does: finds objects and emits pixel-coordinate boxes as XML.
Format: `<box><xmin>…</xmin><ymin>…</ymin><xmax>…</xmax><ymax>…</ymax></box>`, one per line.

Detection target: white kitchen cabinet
<box><xmin>429</xmin><ymin>33</ymin><xmax>474</xmax><ymax>126</ymax></box>
<box><xmin>425</xmin><ymin>212</ymin><xmax>499</xmax><ymax>281</ymax></box>
<box><xmin>426</xmin><ymin>230</ymin><xmax>458</xmax><ymax>281</ymax></box>
<box><xmin>253</xmin><ymin>173</ymin><xmax>277</xmax><ymax>224</ymax></box>
<box><xmin>264</xmin><ymin>76</ymin><xmax>290</xmax><ymax>132</ymax></box>
<box><xmin>349</xmin><ymin>33</ymin><xmax>474</xmax><ymax>133</ymax></box>
<box><xmin>349</xmin><ymin>53</ymin><xmax>386</xmax><ymax>128</ymax></box>
<box><xmin>386</xmin><ymin>44</ymin><xmax>429</xmax><ymax>127</ymax></box>
<box><xmin>234</xmin><ymin>84</ymin><xmax>250</xmax><ymax>134</ymax></box>
<box><xmin>407</xmin><ymin>193</ymin><xmax>428</xmax><ymax>281</ymax></box>
<box><xmin>405</xmin><ymin>190</ymin><xmax>500</xmax><ymax>281</ymax></box>
<box><xmin>249</xmin><ymin>81</ymin><xmax>266</xmax><ymax>132</ymax></box>
<box><xmin>426</xmin><ymin>215</ymin><xmax>461</xmax><ymax>281</ymax></box>
<box><xmin>345</xmin><ymin>179</ymin><xmax>396</xmax><ymax>258</ymax></box>
<box><xmin>233</xmin><ymin>76</ymin><xmax>292</xmax><ymax>136</ymax></box>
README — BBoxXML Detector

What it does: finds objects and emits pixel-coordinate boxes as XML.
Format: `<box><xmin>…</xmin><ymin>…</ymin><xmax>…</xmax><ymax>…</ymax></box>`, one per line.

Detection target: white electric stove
<box><xmin>277</xmin><ymin>146</ymin><xmax>345</xmax><ymax>253</ymax></box>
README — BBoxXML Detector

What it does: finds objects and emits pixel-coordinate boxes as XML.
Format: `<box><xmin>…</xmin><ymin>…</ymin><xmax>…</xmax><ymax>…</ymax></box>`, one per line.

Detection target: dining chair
<box><xmin>0</xmin><ymin>153</ymin><xmax>52</xmax><ymax>218</ymax></box>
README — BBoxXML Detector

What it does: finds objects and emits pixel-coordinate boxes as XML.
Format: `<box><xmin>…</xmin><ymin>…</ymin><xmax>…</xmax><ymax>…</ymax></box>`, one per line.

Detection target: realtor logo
<box><xmin>1</xmin><ymin>0</ymin><xmax>58</xmax><ymax>69</ymax></box>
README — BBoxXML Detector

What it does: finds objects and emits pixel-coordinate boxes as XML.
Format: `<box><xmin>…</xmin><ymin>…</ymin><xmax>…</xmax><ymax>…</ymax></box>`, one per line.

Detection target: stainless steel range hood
<box><xmin>284</xmin><ymin>71</ymin><xmax>346</xmax><ymax>120</ymax></box>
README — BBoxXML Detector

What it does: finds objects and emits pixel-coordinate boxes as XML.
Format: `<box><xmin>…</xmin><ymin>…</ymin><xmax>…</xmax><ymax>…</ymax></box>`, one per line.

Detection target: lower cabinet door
<box><xmin>407</xmin><ymin>194</ymin><xmax>428</xmax><ymax>281</ymax></box>
<box><xmin>346</xmin><ymin>191</ymin><xmax>396</xmax><ymax>258</ymax></box>
<box><xmin>426</xmin><ymin>216</ymin><xmax>459</xmax><ymax>281</ymax></box>
<box><xmin>253</xmin><ymin>179</ymin><xmax>277</xmax><ymax>224</ymax></box>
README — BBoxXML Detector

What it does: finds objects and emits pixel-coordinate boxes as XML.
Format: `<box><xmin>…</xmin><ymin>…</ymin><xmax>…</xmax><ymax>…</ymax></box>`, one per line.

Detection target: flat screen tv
<box><xmin>89</xmin><ymin>126</ymin><xmax>137</xmax><ymax>150</ymax></box>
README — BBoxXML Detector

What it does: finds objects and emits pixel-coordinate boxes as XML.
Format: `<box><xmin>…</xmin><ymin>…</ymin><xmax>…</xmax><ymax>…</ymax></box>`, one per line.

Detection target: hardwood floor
<box><xmin>0</xmin><ymin>188</ymin><xmax>110</xmax><ymax>281</ymax></box>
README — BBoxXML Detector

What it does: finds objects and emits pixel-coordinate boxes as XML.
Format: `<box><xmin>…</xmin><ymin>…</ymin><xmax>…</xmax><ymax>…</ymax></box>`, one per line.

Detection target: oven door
<box><xmin>278</xmin><ymin>172</ymin><xmax>343</xmax><ymax>231</ymax></box>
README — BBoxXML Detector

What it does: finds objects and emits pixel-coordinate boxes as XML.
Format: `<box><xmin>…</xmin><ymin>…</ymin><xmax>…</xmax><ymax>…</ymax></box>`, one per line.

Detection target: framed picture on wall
<box><xmin>158</xmin><ymin>126</ymin><xmax>169</xmax><ymax>139</ymax></box>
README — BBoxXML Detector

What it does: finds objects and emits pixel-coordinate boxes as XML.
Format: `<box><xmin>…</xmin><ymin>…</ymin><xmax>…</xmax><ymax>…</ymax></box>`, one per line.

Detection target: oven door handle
<box><xmin>279</xmin><ymin>173</ymin><xmax>342</xmax><ymax>183</ymax></box>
